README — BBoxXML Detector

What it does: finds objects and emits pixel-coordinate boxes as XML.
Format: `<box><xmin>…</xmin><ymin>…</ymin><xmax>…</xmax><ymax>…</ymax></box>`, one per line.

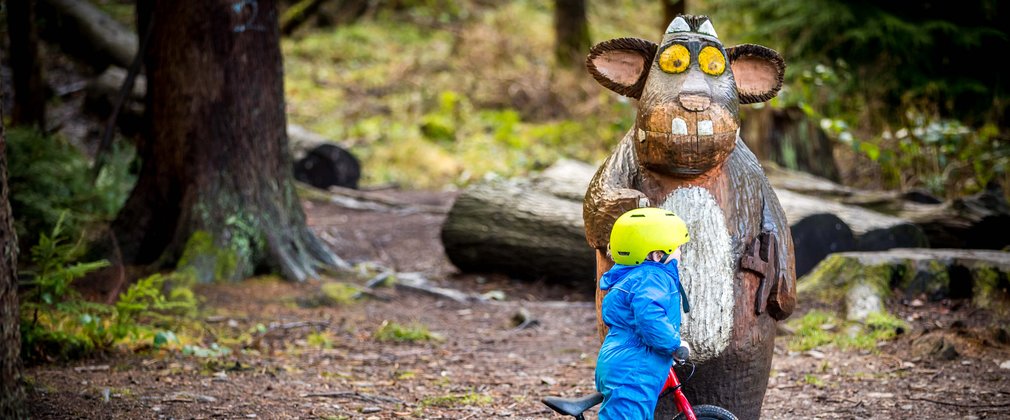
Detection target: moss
<box><xmin>787</xmin><ymin>309</ymin><xmax>907</xmax><ymax>353</ymax></box>
<box><xmin>419</xmin><ymin>392</ymin><xmax>492</xmax><ymax>408</ymax></box>
<box><xmin>320</xmin><ymin>282</ymin><xmax>360</xmax><ymax>306</ymax></box>
<box><xmin>786</xmin><ymin>310</ymin><xmax>837</xmax><ymax>351</ymax></box>
<box><xmin>973</xmin><ymin>266</ymin><xmax>1010</xmax><ymax>315</ymax></box>
<box><xmin>923</xmin><ymin>259</ymin><xmax>951</xmax><ymax>296</ymax></box>
<box><xmin>798</xmin><ymin>254</ymin><xmax>894</xmax><ymax>308</ymax></box>
<box><xmin>177</xmin><ymin>231</ymin><xmax>244</xmax><ymax>283</ymax></box>
<box><xmin>306</xmin><ymin>331</ymin><xmax>334</xmax><ymax>349</ymax></box>
<box><xmin>373</xmin><ymin>320</ymin><xmax>443</xmax><ymax>343</ymax></box>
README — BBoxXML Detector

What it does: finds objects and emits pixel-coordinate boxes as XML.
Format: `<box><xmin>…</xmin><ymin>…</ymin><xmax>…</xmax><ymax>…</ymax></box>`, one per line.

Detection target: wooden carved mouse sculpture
<box><xmin>584</xmin><ymin>15</ymin><xmax>796</xmax><ymax>419</ymax></box>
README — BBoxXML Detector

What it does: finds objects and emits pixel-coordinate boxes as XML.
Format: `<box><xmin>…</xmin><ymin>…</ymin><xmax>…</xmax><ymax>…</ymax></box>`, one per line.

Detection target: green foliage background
<box><xmin>707</xmin><ymin>0</ymin><xmax>1009</xmax><ymax>195</ymax></box>
<box><xmin>281</xmin><ymin>0</ymin><xmax>1009</xmax><ymax>197</ymax></box>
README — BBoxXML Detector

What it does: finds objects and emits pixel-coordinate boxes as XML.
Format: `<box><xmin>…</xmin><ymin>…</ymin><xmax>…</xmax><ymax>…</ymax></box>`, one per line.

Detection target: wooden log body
<box><xmin>583</xmin><ymin>15</ymin><xmax>795</xmax><ymax>419</ymax></box>
<box><xmin>587</xmin><ymin>134</ymin><xmax>793</xmax><ymax>419</ymax></box>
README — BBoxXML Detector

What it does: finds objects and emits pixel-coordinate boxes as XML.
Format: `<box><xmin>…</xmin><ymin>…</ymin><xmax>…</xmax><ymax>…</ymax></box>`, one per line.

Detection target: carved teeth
<box><xmin>671</xmin><ymin>118</ymin><xmax>688</xmax><ymax>135</ymax></box>
<box><xmin>698</xmin><ymin>120</ymin><xmax>714</xmax><ymax>136</ymax></box>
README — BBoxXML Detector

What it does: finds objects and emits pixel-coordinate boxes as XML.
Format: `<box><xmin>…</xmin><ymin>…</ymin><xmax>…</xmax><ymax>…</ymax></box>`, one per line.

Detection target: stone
<box><xmin>293</xmin><ymin>144</ymin><xmax>362</xmax><ymax>190</ymax></box>
<box><xmin>912</xmin><ymin>334</ymin><xmax>959</xmax><ymax>361</ymax></box>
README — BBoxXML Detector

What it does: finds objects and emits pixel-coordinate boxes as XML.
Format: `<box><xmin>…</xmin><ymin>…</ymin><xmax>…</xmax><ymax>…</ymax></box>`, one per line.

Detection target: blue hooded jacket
<box><xmin>595</xmin><ymin>260</ymin><xmax>683</xmax><ymax>420</ymax></box>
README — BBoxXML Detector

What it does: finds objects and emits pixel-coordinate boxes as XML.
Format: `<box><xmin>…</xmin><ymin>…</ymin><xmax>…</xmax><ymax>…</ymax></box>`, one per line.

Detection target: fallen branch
<box><xmin>295</xmin><ymin>183</ymin><xmax>447</xmax><ymax>214</ymax></box>
<box><xmin>74</xmin><ymin>364</ymin><xmax>110</xmax><ymax>372</ymax></box>
<box><xmin>393</xmin><ymin>272</ymin><xmax>471</xmax><ymax>304</ymax></box>
<box><xmin>301</xmin><ymin>391</ymin><xmax>404</xmax><ymax>404</ymax></box>
<box><xmin>906</xmin><ymin>397</ymin><xmax>1010</xmax><ymax>408</ymax></box>
<box><xmin>267</xmin><ymin>320</ymin><xmax>331</xmax><ymax>332</ymax></box>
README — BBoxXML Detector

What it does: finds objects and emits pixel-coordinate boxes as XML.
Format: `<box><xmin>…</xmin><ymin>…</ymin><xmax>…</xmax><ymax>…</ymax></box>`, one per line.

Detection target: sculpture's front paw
<box><xmin>585</xmin><ymin>189</ymin><xmax>649</xmax><ymax>249</ymax></box>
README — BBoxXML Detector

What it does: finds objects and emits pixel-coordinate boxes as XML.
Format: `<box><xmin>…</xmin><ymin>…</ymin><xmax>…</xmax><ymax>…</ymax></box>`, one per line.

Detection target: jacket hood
<box><xmin>599</xmin><ymin>260</ymin><xmax>679</xmax><ymax>291</ymax></box>
<box><xmin>599</xmin><ymin>264</ymin><xmax>636</xmax><ymax>290</ymax></box>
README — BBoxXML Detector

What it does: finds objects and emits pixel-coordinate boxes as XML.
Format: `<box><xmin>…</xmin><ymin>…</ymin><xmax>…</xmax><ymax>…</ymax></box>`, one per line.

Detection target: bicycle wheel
<box><xmin>672</xmin><ymin>404</ymin><xmax>737</xmax><ymax>420</ymax></box>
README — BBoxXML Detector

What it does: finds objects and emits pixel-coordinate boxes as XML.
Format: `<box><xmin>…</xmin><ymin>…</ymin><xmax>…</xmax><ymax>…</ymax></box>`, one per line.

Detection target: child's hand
<box><xmin>667</xmin><ymin>248</ymin><xmax>682</xmax><ymax>264</ymax></box>
<box><xmin>674</xmin><ymin>343</ymin><xmax>691</xmax><ymax>363</ymax></box>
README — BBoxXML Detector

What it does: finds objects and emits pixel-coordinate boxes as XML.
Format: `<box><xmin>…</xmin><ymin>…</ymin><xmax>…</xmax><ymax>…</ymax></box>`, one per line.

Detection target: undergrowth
<box><xmin>19</xmin><ymin>216</ymin><xmax>198</xmax><ymax>363</ymax></box>
<box><xmin>6</xmin><ymin>128</ymin><xmax>135</xmax><ymax>251</ymax></box>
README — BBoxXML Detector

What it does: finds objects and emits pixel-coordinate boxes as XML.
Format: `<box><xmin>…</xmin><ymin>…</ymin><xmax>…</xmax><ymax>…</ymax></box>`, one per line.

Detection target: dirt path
<box><xmin>26</xmin><ymin>192</ymin><xmax>1010</xmax><ymax>419</ymax></box>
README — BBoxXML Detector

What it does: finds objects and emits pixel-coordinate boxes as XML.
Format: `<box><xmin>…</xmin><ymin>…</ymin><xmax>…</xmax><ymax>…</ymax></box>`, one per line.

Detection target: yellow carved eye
<box><xmin>658</xmin><ymin>44</ymin><xmax>690</xmax><ymax>74</ymax></box>
<box><xmin>698</xmin><ymin>46</ymin><xmax>726</xmax><ymax>76</ymax></box>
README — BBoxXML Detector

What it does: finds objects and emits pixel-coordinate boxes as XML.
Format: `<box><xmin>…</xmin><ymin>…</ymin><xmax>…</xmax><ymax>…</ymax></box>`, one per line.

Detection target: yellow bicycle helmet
<box><xmin>609</xmin><ymin>207</ymin><xmax>690</xmax><ymax>265</ymax></box>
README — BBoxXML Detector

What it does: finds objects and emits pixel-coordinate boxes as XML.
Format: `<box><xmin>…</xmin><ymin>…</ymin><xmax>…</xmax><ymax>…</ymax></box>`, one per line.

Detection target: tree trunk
<box><xmin>553</xmin><ymin>0</ymin><xmax>590</xmax><ymax>68</ymax></box>
<box><xmin>7</xmin><ymin>0</ymin><xmax>47</xmax><ymax>128</ymax></box>
<box><xmin>662</xmin><ymin>0</ymin><xmax>686</xmax><ymax>29</ymax></box>
<box><xmin>112</xmin><ymin>0</ymin><xmax>344</xmax><ymax>283</ymax></box>
<box><xmin>740</xmin><ymin>106</ymin><xmax>841</xmax><ymax>182</ymax></box>
<box><xmin>0</xmin><ymin>94</ymin><xmax>26</xmax><ymax>418</ymax></box>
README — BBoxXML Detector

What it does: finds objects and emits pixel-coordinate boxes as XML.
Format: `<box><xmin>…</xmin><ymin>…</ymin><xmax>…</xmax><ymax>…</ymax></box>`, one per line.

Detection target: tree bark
<box><xmin>112</xmin><ymin>0</ymin><xmax>344</xmax><ymax>283</ymax></box>
<box><xmin>7</xmin><ymin>0</ymin><xmax>47</xmax><ymax>128</ymax></box>
<box><xmin>662</xmin><ymin>0</ymin><xmax>686</xmax><ymax>29</ymax></box>
<box><xmin>0</xmin><ymin>92</ymin><xmax>26</xmax><ymax>418</ymax></box>
<box><xmin>740</xmin><ymin>106</ymin><xmax>841</xmax><ymax>182</ymax></box>
<box><xmin>553</xmin><ymin>0</ymin><xmax>590</xmax><ymax>68</ymax></box>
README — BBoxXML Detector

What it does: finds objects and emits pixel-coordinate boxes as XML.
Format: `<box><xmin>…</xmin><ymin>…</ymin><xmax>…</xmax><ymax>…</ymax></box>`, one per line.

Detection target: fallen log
<box><xmin>441</xmin><ymin>160</ymin><xmax>930</xmax><ymax>282</ymax></box>
<box><xmin>84</xmin><ymin>66</ymin><xmax>146</xmax><ymax>135</ymax></box>
<box><xmin>38</xmin><ymin>0</ymin><xmax>138</xmax><ymax>69</ymax></box>
<box><xmin>900</xmin><ymin>184</ymin><xmax>1010</xmax><ymax>250</ymax></box>
<box><xmin>440</xmin><ymin>175</ymin><xmax>594</xmax><ymax>284</ymax></box>
<box><xmin>769</xmin><ymin>166</ymin><xmax>1010</xmax><ymax>251</ymax></box>
<box><xmin>774</xmin><ymin>189</ymin><xmax>929</xmax><ymax>276</ymax></box>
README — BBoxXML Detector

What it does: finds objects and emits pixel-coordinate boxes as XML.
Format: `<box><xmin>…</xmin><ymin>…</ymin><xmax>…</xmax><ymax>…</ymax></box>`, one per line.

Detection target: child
<box><xmin>595</xmin><ymin>207</ymin><xmax>690</xmax><ymax>419</ymax></box>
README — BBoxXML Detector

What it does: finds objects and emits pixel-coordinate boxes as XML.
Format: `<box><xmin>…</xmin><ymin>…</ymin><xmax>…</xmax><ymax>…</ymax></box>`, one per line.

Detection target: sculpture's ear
<box><xmin>726</xmin><ymin>44</ymin><xmax>785</xmax><ymax>104</ymax></box>
<box><xmin>586</xmin><ymin>38</ymin><xmax>658</xmax><ymax>99</ymax></box>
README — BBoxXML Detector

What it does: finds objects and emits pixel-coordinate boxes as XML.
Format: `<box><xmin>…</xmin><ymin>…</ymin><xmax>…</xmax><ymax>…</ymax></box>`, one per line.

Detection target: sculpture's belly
<box><xmin>659</xmin><ymin>187</ymin><xmax>734</xmax><ymax>362</ymax></box>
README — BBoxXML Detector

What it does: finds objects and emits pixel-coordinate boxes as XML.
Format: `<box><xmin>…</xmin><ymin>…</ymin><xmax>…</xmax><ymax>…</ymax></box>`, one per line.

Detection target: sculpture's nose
<box><xmin>678</xmin><ymin>71</ymin><xmax>711</xmax><ymax>112</ymax></box>
<box><xmin>679</xmin><ymin>94</ymin><xmax>711</xmax><ymax>111</ymax></box>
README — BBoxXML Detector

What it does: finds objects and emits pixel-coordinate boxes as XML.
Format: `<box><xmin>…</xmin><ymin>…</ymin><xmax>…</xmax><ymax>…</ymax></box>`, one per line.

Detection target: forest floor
<box><xmin>24</xmin><ymin>191</ymin><xmax>1010</xmax><ymax>419</ymax></box>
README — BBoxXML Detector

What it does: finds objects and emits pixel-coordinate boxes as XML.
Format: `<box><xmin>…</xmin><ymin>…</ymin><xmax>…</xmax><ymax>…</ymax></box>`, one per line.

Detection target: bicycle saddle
<box><xmin>541</xmin><ymin>392</ymin><xmax>604</xmax><ymax>417</ymax></box>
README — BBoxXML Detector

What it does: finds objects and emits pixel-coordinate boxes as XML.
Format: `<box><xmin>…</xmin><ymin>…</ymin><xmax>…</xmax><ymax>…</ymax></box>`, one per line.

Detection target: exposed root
<box><xmin>268</xmin><ymin>232</ymin><xmax>308</xmax><ymax>282</ymax></box>
<box><xmin>266</xmin><ymin>227</ymin><xmax>348</xmax><ymax>282</ymax></box>
<box><xmin>303</xmin><ymin>226</ymin><xmax>350</xmax><ymax>269</ymax></box>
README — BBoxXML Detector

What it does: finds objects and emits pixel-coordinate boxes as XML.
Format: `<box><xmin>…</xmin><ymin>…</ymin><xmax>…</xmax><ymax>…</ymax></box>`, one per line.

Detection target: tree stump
<box><xmin>800</xmin><ymin>249</ymin><xmax>1010</xmax><ymax>320</ymax></box>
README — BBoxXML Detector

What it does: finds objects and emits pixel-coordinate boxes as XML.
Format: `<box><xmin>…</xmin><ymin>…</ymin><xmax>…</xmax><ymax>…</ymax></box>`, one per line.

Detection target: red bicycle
<box><xmin>541</xmin><ymin>348</ymin><xmax>736</xmax><ymax>420</ymax></box>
